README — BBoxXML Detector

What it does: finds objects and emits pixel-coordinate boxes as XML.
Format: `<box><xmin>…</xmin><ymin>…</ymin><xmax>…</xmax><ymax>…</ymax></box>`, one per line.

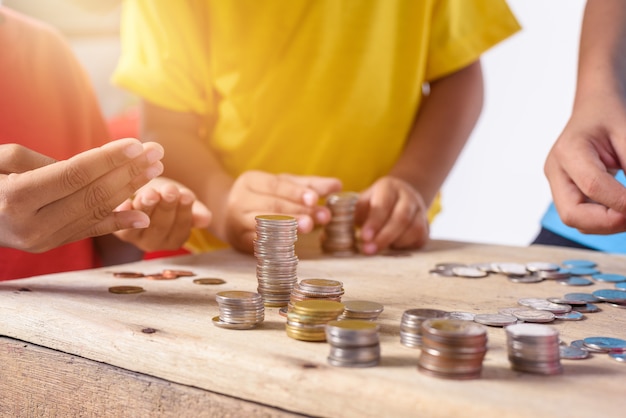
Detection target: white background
<box><xmin>430</xmin><ymin>0</ymin><xmax>587</xmax><ymax>246</ymax></box>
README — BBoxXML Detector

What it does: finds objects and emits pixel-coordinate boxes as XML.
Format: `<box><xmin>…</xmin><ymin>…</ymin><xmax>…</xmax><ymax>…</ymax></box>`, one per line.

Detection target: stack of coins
<box><xmin>400</xmin><ymin>308</ymin><xmax>449</xmax><ymax>348</ymax></box>
<box><xmin>254</xmin><ymin>214</ymin><xmax>299</xmax><ymax>307</ymax></box>
<box><xmin>287</xmin><ymin>278</ymin><xmax>344</xmax><ymax>312</ymax></box>
<box><xmin>286</xmin><ymin>300</ymin><xmax>345</xmax><ymax>342</ymax></box>
<box><xmin>213</xmin><ymin>290</ymin><xmax>265</xmax><ymax>330</ymax></box>
<box><xmin>325</xmin><ymin>320</ymin><xmax>380</xmax><ymax>367</ymax></box>
<box><xmin>321</xmin><ymin>192</ymin><xmax>359</xmax><ymax>256</ymax></box>
<box><xmin>505</xmin><ymin>323</ymin><xmax>562</xmax><ymax>375</ymax></box>
<box><xmin>417</xmin><ymin>318</ymin><xmax>488</xmax><ymax>380</ymax></box>
<box><xmin>338</xmin><ymin>300</ymin><xmax>384</xmax><ymax>321</ymax></box>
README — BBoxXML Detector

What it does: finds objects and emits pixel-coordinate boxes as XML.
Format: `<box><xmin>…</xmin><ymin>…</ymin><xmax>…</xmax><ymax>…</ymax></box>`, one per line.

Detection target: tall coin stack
<box><xmin>254</xmin><ymin>214</ymin><xmax>299</xmax><ymax>307</ymax></box>
<box><xmin>325</xmin><ymin>319</ymin><xmax>381</xmax><ymax>367</ymax></box>
<box><xmin>286</xmin><ymin>300</ymin><xmax>345</xmax><ymax>342</ymax></box>
<box><xmin>213</xmin><ymin>290</ymin><xmax>265</xmax><ymax>330</ymax></box>
<box><xmin>505</xmin><ymin>323</ymin><xmax>563</xmax><ymax>375</ymax></box>
<box><xmin>321</xmin><ymin>192</ymin><xmax>359</xmax><ymax>256</ymax></box>
<box><xmin>287</xmin><ymin>278</ymin><xmax>344</xmax><ymax>312</ymax></box>
<box><xmin>400</xmin><ymin>308</ymin><xmax>449</xmax><ymax>348</ymax></box>
<box><xmin>417</xmin><ymin>318</ymin><xmax>488</xmax><ymax>380</ymax></box>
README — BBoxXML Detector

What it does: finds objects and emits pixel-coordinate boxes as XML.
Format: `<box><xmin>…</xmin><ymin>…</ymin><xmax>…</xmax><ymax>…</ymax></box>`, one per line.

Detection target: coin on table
<box><xmin>446</xmin><ymin>311</ymin><xmax>475</xmax><ymax>321</ymax></box>
<box><xmin>525</xmin><ymin>262</ymin><xmax>560</xmax><ymax>272</ymax></box>
<box><xmin>583</xmin><ymin>336</ymin><xmax>626</xmax><ymax>353</ymax></box>
<box><xmin>212</xmin><ymin>316</ymin><xmax>257</xmax><ymax>330</ymax></box>
<box><xmin>193</xmin><ymin>278</ymin><xmax>226</xmax><ymax>285</ymax></box>
<box><xmin>473</xmin><ymin>313</ymin><xmax>517</xmax><ymax>327</ymax></box>
<box><xmin>512</xmin><ymin>309</ymin><xmax>555</xmax><ymax>323</ymax></box>
<box><xmin>108</xmin><ymin>285</ymin><xmax>144</xmax><ymax>294</ymax></box>
<box><xmin>592</xmin><ymin>289</ymin><xmax>626</xmax><ymax>303</ymax></box>
<box><xmin>562</xmin><ymin>266</ymin><xmax>600</xmax><ymax>276</ymax></box>
<box><xmin>554</xmin><ymin>311</ymin><xmax>584</xmax><ymax>321</ymax></box>
<box><xmin>559</xmin><ymin>345</ymin><xmax>590</xmax><ymax>360</ymax></box>
<box><xmin>557</xmin><ymin>277</ymin><xmax>593</xmax><ymax>286</ymax></box>
<box><xmin>112</xmin><ymin>271</ymin><xmax>144</xmax><ymax>278</ymax></box>
<box><xmin>451</xmin><ymin>266</ymin><xmax>488</xmax><ymax>278</ymax></box>
<box><xmin>571</xmin><ymin>303</ymin><xmax>600</xmax><ymax>313</ymax></box>
<box><xmin>616</xmin><ymin>282</ymin><xmax>626</xmax><ymax>290</ymax></box>
<box><xmin>509</xmin><ymin>274</ymin><xmax>543</xmax><ymax>284</ymax></box>
<box><xmin>561</xmin><ymin>259</ymin><xmax>597</xmax><ymax>268</ymax></box>
<box><xmin>563</xmin><ymin>292</ymin><xmax>600</xmax><ymax>304</ymax></box>
<box><xmin>609</xmin><ymin>353</ymin><xmax>626</xmax><ymax>363</ymax></box>
<box><xmin>592</xmin><ymin>273</ymin><xmax>626</xmax><ymax>283</ymax></box>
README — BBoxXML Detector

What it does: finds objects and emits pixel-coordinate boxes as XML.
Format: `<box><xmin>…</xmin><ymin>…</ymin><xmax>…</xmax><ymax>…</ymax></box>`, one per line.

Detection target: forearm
<box><xmin>575</xmin><ymin>0</ymin><xmax>626</xmax><ymax>103</ymax></box>
<box><xmin>390</xmin><ymin>60</ymin><xmax>484</xmax><ymax>206</ymax></box>
<box><xmin>140</xmin><ymin>101</ymin><xmax>233</xmax><ymax>240</ymax></box>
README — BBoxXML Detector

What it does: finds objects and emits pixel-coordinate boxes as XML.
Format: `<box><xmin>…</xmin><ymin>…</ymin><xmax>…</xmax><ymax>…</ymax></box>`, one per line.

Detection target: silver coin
<box><xmin>474</xmin><ymin>313</ymin><xmax>517</xmax><ymax>327</ymax></box>
<box><xmin>592</xmin><ymin>273</ymin><xmax>626</xmax><ymax>283</ymax></box>
<box><xmin>571</xmin><ymin>303</ymin><xmax>600</xmax><ymax>313</ymax></box>
<box><xmin>583</xmin><ymin>336</ymin><xmax>626</xmax><ymax>352</ymax></box>
<box><xmin>512</xmin><ymin>310</ymin><xmax>555</xmax><ymax>323</ymax></box>
<box><xmin>562</xmin><ymin>266</ymin><xmax>600</xmax><ymax>276</ymax></box>
<box><xmin>494</xmin><ymin>262</ymin><xmax>528</xmax><ymax>276</ymax></box>
<box><xmin>554</xmin><ymin>311</ymin><xmax>584</xmax><ymax>321</ymax></box>
<box><xmin>446</xmin><ymin>311</ymin><xmax>475</xmax><ymax>321</ymax></box>
<box><xmin>509</xmin><ymin>274</ymin><xmax>543</xmax><ymax>284</ymax></box>
<box><xmin>559</xmin><ymin>345</ymin><xmax>590</xmax><ymax>360</ymax></box>
<box><xmin>561</xmin><ymin>259</ymin><xmax>597</xmax><ymax>268</ymax></box>
<box><xmin>557</xmin><ymin>277</ymin><xmax>593</xmax><ymax>286</ymax></box>
<box><xmin>563</xmin><ymin>292</ymin><xmax>600</xmax><ymax>303</ymax></box>
<box><xmin>526</xmin><ymin>262</ymin><xmax>560</xmax><ymax>272</ymax></box>
<box><xmin>609</xmin><ymin>353</ymin><xmax>626</xmax><ymax>363</ymax></box>
<box><xmin>452</xmin><ymin>266</ymin><xmax>489</xmax><ymax>278</ymax></box>
<box><xmin>608</xmin><ymin>302</ymin><xmax>626</xmax><ymax>309</ymax></box>
<box><xmin>539</xmin><ymin>270</ymin><xmax>571</xmax><ymax>280</ymax></box>
<box><xmin>592</xmin><ymin>289</ymin><xmax>626</xmax><ymax>303</ymax></box>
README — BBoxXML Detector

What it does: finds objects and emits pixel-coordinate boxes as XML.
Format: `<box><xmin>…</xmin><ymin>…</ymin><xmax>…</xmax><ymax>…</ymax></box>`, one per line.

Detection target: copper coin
<box><xmin>112</xmin><ymin>271</ymin><xmax>144</xmax><ymax>278</ymax></box>
<box><xmin>163</xmin><ymin>269</ymin><xmax>195</xmax><ymax>277</ymax></box>
<box><xmin>108</xmin><ymin>285</ymin><xmax>144</xmax><ymax>294</ymax></box>
<box><xmin>193</xmin><ymin>278</ymin><xmax>226</xmax><ymax>285</ymax></box>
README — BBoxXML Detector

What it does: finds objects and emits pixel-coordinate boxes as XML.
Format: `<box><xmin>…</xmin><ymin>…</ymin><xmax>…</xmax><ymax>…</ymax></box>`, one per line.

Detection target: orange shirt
<box><xmin>0</xmin><ymin>7</ymin><xmax>110</xmax><ymax>280</ymax></box>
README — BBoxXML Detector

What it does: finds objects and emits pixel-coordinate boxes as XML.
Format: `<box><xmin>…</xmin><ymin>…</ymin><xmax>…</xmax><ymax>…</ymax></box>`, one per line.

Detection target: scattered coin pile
<box><xmin>400</xmin><ymin>308</ymin><xmax>449</xmax><ymax>348</ymax></box>
<box><xmin>287</xmin><ymin>278</ymin><xmax>344</xmax><ymax>313</ymax></box>
<box><xmin>430</xmin><ymin>259</ymin><xmax>626</xmax><ymax>288</ymax></box>
<box><xmin>325</xmin><ymin>319</ymin><xmax>380</xmax><ymax>367</ymax></box>
<box><xmin>417</xmin><ymin>318</ymin><xmax>488</xmax><ymax>380</ymax></box>
<box><xmin>213</xmin><ymin>290</ymin><xmax>265</xmax><ymax>330</ymax></box>
<box><xmin>505</xmin><ymin>323</ymin><xmax>562</xmax><ymax>375</ymax></box>
<box><xmin>254</xmin><ymin>214</ymin><xmax>299</xmax><ymax>307</ymax></box>
<box><xmin>338</xmin><ymin>300</ymin><xmax>384</xmax><ymax>321</ymax></box>
<box><xmin>321</xmin><ymin>192</ymin><xmax>359</xmax><ymax>256</ymax></box>
<box><xmin>286</xmin><ymin>300</ymin><xmax>345</xmax><ymax>342</ymax></box>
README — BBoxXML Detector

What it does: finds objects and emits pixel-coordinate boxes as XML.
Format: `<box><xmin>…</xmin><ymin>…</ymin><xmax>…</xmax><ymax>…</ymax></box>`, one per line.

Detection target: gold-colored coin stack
<box><xmin>400</xmin><ymin>308</ymin><xmax>449</xmax><ymax>348</ymax></box>
<box><xmin>325</xmin><ymin>319</ymin><xmax>380</xmax><ymax>367</ymax></box>
<box><xmin>338</xmin><ymin>300</ymin><xmax>384</xmax><ymax>321</ymax></box>
<box><xmin>417</xmin><ymin>318</ymin><xmax>488</xmax><ymax>380</ymax></box>
<box><xmin>254</xmin><ymin>214</ymin><xmax>299</xmax><ymax>307</ymax></box>
<box><xmin>505</xmin><ymin>323</ymin><xmax>563</xmax><ymax>375</ymax></box>
<box><xmin>287</xmin><ymin>278</ymin><xmax>344</xmax><ymax>312</ymax></box>
<box><xmin>321</xmin><ymin>192</ymin><xmax>359</xmax><ymax>256</ymax></box>
<box><xmin>213</xmin><ymin>290</ymin><xmax>265</xmax><ymax>330</ymax></box>
<box><xmin>286</xmin><ymin>300</ymin><xmax>345</xmax><ymax>342</ymax></box>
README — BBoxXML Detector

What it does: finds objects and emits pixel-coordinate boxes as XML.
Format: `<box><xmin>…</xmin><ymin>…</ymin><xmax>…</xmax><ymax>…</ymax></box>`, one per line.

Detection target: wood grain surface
<box><xmin>1</xmin><ymin>238</ymin><xmax>625</xmax><ymax>417</ymax></box>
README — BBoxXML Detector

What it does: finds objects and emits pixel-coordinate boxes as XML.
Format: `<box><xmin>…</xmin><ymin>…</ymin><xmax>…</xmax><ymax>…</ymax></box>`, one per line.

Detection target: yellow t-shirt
<box><xmin>113</xmin><ymin>0</ymin><xmax>520</xmax><ymax>252</ymax></box>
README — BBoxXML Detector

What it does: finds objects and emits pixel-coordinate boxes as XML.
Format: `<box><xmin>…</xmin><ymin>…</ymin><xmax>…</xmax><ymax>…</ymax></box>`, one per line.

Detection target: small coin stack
<box><xmin>254</xmin><ymin>214</ymin><xmax>299</xmax><ymax>307</ymax></box>
<box><xmin>505</xmin><ymin>323</ymin><xmax>562</xmax><ymax>375</ymax></box>
<box><xmin>325</xmin><ymin>320</ymin><xmax>381</xmax><ymax>367</ymax></box>
<box><xmin>321</xmin><ymin>192</ymin><xmax>359</xmax><ymax>256</ymax></box>
<box><xmin>286</xmin><ymin>300</ymin><xmax>345</xmax><ymax>342</ymax></box>
<box><xmin>400</xmin><ymin>308</ymin><xmax>449</xmax><ymax>348</ymax></box>
<box><xmin>338</xmin><ymin>300</ymin><xmax>384</xmax><ymax>321</ymax></box>
<box><xmin>287</xmin><ymin>278</ymin><xmax>344</xmax><ymax>312</ymax></box>
<box><xmin>213</xmin><ymin>290</ymin><xmax>265</xmax><ymax>330</ymax></box>
<box><xmin>417</xmin><ymin>318</ymin><xmax>488</xmax><ymax>380</ymax></box>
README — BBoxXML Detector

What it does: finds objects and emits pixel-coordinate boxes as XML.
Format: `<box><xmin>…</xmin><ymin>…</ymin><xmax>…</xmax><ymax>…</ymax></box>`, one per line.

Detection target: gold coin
<box><xmin>112</xmin><ymin>271</ymin><xmax>144</xmax><ymax>278</ymax></box>
<box><xmin>108</xmin><ymin>285</ymin><xmax>144</xmax><ymax>294</ymax></box>
<box><xmin>193</xmin><ymin>277</ymin><xmax>226</xmax><ymax>285</ymax></box>
<box><xmin>255</xmin><ymin>214</ymin><xmax>297</xmax><ymax>222</ymax></box>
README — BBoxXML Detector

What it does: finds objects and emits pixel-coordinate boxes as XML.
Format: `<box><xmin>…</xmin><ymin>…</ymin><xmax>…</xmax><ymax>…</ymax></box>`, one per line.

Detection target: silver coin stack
<box><xmin>505</xmin><ymin>323</ymin><xmax>563</xmax><ymax>375</ymax></box>
<box><xmin>417</xmin><ymin>318</ymin><xmax>488</xmax><ymax>380</ymax></box>
<box><xmin>213</xmin><ymin>290</ymin><xmax>265</xmax><ymax>330</ymax></box>
<box><xmin>254</xmin><ymin>214</ymin><xmax>299</xmax><ymax>307</ymax></box>
<box><xmin>321</xmin><ymin>192</ymin><xmax>359</xmax><ymax>256</ymax></box>
<box><xmin>288</xmin><ymin>278</ymin><xmax>344</xmax><ymax>312</ymax></box>
<box><xmin>325</xmin><ymin>319</ymin><xmax>381</xmax><ymax>367</ymax></box>
<box><xmin>400</xmin><ymin>308</ymin><xmax>449</xmax><ymax>348</ymax></box>
<box><xmin>338</xmin><ymin>300</ymin><xmax>384</xmax><ymax>321</ymax></box>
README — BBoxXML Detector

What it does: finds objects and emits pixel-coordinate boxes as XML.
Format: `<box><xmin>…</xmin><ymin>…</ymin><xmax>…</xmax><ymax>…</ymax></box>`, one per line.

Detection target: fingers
<box><xmin>0</xmin><ymin>144</ymin><xmax>56</xmax><ymax>174</ymax></box>
<box><xmin>356</xmin><ymin>178</ymin><xmax>429</xmax><ymax>255</ymax></box>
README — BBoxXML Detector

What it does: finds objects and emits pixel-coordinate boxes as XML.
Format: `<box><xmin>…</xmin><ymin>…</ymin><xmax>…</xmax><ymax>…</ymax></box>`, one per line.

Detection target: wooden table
<box><xmin>1</xmin><ymin>238</ymin><xmax>626</xmax><ymax>417</ymax></box>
